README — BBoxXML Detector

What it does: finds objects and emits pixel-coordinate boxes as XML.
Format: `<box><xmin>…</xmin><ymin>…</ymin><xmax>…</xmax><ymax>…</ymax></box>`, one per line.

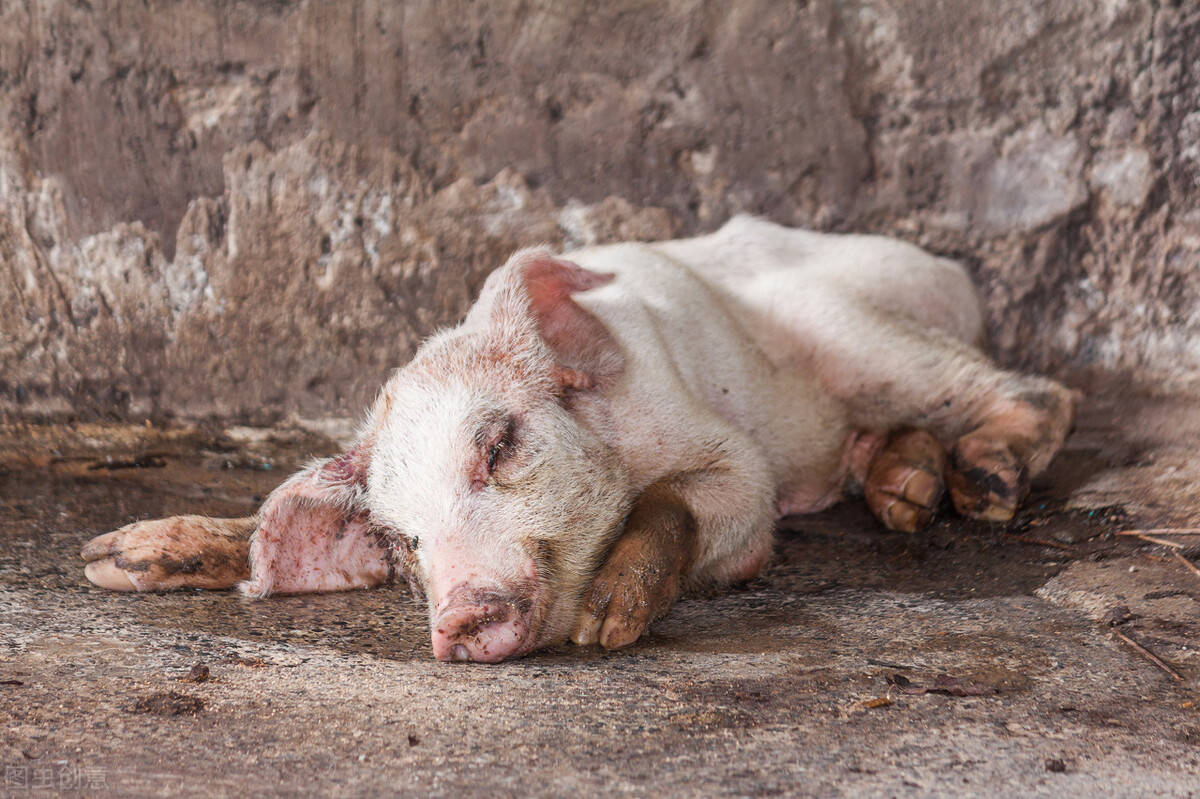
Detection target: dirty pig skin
<box><xmin>82</xmin><ymin>216</ymin><xmax>1075</xmax><ymax>663</ymax></box>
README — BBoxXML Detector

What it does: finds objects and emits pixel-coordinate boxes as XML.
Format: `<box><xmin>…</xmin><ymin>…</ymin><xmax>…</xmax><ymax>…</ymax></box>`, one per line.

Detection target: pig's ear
<box><xmin>240</xmin><ymin>443</ymin><xmax>393</xmax><ymax>596</ymax></box>
<box><xmin>508</xmin><ymin>249</ymin><xmax>623</xmax><ymax>390</ymax></box>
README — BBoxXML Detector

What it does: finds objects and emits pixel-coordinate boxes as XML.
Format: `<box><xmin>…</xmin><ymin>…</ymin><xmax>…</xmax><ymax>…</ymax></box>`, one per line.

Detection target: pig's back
<box><xmin>650</xmin><ymin>215</ymin><xmax>985</xmax><ymax>352</ymax></box>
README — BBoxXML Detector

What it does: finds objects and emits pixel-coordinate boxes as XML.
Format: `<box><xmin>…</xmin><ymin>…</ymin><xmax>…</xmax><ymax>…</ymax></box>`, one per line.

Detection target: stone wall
<box><xmin>1</xmin><ymin>0</ymin><xmax>1197</xmax><ymax>422</ymax></box>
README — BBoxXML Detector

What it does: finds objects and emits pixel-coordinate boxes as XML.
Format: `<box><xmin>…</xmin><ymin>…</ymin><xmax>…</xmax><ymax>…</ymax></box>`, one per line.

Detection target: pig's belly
<box><xmin>774</xmin><ymin>478</ymin><xmax>844</xmax><ymax>518</ymax></box>
<box><xmin>725</xmin><ymin>377</ymin><xmax>862</xmax><ymax>520</ymax></box>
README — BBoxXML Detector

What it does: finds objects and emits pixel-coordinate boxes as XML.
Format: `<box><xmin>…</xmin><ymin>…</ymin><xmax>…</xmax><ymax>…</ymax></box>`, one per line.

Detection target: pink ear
<box><xmin>240</xmin><ymin>442</ymin><xmax>392</xmax><ymax>597</ymax></box>
<box><xmin>510</xmin><ymin>250</ymin><xmax>623</xmax><ymax>389</ymax></box>
<box><xmin>520</xmin><ymin>253</ymin><xmax>614</xmax><ymax>307</ymax></box>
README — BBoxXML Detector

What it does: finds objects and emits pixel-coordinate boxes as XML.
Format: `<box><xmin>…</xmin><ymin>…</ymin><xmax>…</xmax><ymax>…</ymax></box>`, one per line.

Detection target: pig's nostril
<box><xmin>431</xmin><ymin>596</ymin><xmax>530</xmax><ymax>663</ymax></box>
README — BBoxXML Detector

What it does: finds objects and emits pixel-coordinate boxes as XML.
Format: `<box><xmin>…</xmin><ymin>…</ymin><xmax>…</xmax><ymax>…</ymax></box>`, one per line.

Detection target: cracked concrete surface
<box><xmin>2</xmin><ymin>386</ymin><xmax>1199</xmax><ymax>797</ymax></box>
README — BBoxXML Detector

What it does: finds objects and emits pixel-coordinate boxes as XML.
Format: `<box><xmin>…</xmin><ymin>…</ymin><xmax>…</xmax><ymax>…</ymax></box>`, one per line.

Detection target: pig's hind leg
<box><xmin>795</xmin><ymin>297</ymin><xmax>1074</xmax><ymax>523</ymax></box>
<box><xmin>83</xmin><ymin>450</ymin><xmax>396</xmax><ymax>595</ymax></box>
<box><xmin>943</xmin><ymin>387</ymin><xmax>1074</xmax><ymax>521</ymax></box>
<box><xmin>862</xmin><ymin>429</ymin><xmax>947</xmax><ymax>533</ymax></box>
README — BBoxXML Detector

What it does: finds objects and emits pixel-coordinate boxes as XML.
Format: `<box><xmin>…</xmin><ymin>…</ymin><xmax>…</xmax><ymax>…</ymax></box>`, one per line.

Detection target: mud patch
<box><xmin>886</xmin><ymin>672</ymin><xmax>1000</xmax><ymax>697</ymax></box>
<box><xmin>180</xmin><ymin>663</ymin><xmax>211</xmax><ymax>683</ymax></box>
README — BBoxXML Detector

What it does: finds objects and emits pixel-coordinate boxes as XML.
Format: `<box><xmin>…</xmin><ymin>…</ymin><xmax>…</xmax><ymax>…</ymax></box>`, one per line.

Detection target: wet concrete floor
<box><xmin>2</xmin><ymin>389</ymin><xmax>1199</xmax><ymax>796</ymax></box>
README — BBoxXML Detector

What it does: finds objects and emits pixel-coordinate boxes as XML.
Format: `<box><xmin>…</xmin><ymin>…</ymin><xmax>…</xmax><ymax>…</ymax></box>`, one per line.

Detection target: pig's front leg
<box><xmin>571</xmin><ymin>482</ymin><xmax>698</xmax><ymax>650</ymax></box>
<box><xmin>82</xmin><ymin>515</ymin><xmax>256</xmax><ymax>591</ymax></box>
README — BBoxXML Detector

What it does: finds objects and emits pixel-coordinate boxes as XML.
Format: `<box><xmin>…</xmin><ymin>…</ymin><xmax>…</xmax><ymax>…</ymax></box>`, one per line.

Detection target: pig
<box><xmin>81</xmin><ymin>216</ymin><xmax>1075</xmax><ymax>663</ymax></box>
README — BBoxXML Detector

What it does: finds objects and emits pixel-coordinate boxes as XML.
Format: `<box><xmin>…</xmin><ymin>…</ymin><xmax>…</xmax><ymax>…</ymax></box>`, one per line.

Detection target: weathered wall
<box><xmin>1</xmin><ymin>0</ymin><xmax>1197</xmax><ymax>422</ymax></box>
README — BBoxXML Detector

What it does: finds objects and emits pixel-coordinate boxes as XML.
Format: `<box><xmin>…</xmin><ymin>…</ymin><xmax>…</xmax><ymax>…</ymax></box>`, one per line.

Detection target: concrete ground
<box><xmin>2</xmin><ymin>386</ymin><xmax>1199</xmax><ymax>797</ymax></box>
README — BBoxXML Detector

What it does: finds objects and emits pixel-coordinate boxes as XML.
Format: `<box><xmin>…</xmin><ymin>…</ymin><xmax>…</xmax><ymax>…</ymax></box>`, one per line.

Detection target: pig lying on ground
<box><xmin>82</xmin><ymin>216</ymin><xmax>1075</xmax><ymax>663</ymax></box>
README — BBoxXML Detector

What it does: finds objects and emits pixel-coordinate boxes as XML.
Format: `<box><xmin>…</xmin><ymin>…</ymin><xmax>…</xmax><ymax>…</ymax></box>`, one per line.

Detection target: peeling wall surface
<box><xmin>1</xmin><ymin>1</ymin><xmax>1198</xmax><ymax>422</ymax></box>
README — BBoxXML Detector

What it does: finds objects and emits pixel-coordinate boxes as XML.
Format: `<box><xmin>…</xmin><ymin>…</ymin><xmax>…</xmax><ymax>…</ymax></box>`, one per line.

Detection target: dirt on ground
<box><xmin>2</xmin><ymin>385</ymin><xmax>1200</xmax><ymax>797</ymax></box>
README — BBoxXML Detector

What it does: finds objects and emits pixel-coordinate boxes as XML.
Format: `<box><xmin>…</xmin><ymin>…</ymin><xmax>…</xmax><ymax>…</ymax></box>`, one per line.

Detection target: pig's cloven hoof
<box><xmin>572</xmin><ymin>537</ymin><xmax>683</xmax><ymax>650</ymax></box>
<box><xmin>572</xmin><ymin>483</ymin><xmax>696</xmax><ymax>650</ymax></box>
<box><xmin>864</xmin><ymin>429</ymin><xmax>947</xmax><ymax>533</ymax></box>
<box><xmin>945</xmin><ymin>388</ymin><xmax>1074</xmax><ymax>523</ymax></box>
<box><xmin>80</xmin><ymin>517</ymin><xmax>252</xmax><ymax>592</ymax></box>
<box><xmin>946</xmin><ymin>436</ymin><xmax>1029</xmax><ymax>522</ymax></box>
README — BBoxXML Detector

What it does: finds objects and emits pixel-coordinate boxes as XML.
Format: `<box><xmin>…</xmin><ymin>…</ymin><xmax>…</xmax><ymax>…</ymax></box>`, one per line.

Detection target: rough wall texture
<box><xmin>1</xmin><ymin>0</ymin><xmax>1197</xmax><ymax>422</ymax></box>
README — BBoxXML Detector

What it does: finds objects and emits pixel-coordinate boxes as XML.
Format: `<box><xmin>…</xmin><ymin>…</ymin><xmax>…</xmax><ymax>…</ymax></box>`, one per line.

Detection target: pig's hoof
<box><xmin>864</xmin><ymin>429</ymin><xmax>946</xmax><ymax>533</ymax></box>
<box><xmin>80</xmin><ymin>517</ymin><xmax>251</xmax><ymax>592</ymax></box>
<box><xmin>946</xmin><ymin>434</ymin><xmax>1029</xmax><ymax>522</ymax></box>
<box><xmin>572</xmin><ymin>544</ymin><xmax>681</xmax><ymax>650</ymax></box>
<box><xmin>572</xmin><ymin>482</ymin><xmax>695</xmax><ymax>650</ymax></box>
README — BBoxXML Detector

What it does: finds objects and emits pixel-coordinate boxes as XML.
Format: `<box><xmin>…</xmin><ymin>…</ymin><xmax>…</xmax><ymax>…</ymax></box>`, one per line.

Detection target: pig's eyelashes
<box><xmin>486</xmin><ymin>440</ymin><xmax>506</xmax><ymax>473</ymax></box>
<box><xmin>470</xmin><ymin>417</ymin><xmax>517</xmax><ymax>489</ymax></box>
<box><xmin>484</xmin><ymin>419</ymin><xmax>517</xmax><ymax>475</ymax></box>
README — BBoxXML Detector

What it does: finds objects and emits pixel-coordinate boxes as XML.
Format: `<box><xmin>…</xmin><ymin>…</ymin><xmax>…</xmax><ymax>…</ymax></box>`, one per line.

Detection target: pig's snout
<box><xmin>431</xmin><ymin>590</ymin><xmax>531</xmax><ymax>663</ymax></box>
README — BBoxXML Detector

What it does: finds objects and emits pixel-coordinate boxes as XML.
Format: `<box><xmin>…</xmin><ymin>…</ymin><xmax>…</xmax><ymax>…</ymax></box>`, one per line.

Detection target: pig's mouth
<box><xmin>429</xmin><ymin>584</ymin><xmax>546</xmax><ymax>663</ymax></box>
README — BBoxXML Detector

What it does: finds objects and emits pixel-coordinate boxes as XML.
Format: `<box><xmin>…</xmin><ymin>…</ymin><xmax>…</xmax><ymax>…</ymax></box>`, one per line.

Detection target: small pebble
<box><xmin>181</xmin><ymin>663</ymin><xmax>210</xmax><ymax>683</ymax></box>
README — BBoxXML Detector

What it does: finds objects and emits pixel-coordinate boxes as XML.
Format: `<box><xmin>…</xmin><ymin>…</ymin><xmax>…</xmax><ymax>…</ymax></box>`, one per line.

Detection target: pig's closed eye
<box><xmin>484</xmin><ymin>419</ymin><xmax>516</xmax><ymax>475</ymax></box>
<box><xmin>487</xmin><ymin>440</ymin><xmax>507</xmax><ymax>473</ymax></box>
<box><xmin>471</xmin><ymin>418</ymin><xmax>517</xmax><ymax>489</ymax></box>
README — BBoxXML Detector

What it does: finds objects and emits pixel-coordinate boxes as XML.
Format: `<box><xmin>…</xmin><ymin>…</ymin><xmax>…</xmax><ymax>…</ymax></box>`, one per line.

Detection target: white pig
<box><xmin>82</xmin><ymin>216</ymin><xmax>1075</xmax><ymax>662</ymax></box>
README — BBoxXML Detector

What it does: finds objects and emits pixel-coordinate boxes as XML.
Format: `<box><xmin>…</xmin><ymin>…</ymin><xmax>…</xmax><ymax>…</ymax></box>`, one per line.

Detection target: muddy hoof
<box><xmin>946</xmin><ymin>435</ymin><xmax>1029</xmax><ymax>522</ymax></box>
<box><xmin>572</xmin><ymin>535</ymin><xmax>683</xmax><ymax>650</ymax></box>
<box><xmin>81</xmin><ymin>516</ymin><xmax>253</xmax><ymax>592</ymax></box>
<box><xmin>572</xmin><ymin>483</ymin><xmax>696</xmax><ymax>650</ymax></box>
<box><xmin>83</xmin><ymin>559</ymin><xmax>140</xmax><ymax>591</ymax></box>
<box><xmin>865</xmin><ymin>429</ymin><xmax>947</xmax><ymax>533</ymax></box>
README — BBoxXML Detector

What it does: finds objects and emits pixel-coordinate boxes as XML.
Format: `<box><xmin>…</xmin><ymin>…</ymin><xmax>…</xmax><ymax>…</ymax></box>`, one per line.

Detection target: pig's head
<box><xmin>361</xmin><ymin>249</ymin><xmax>634</xmax><ymax>662</ymax></box>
